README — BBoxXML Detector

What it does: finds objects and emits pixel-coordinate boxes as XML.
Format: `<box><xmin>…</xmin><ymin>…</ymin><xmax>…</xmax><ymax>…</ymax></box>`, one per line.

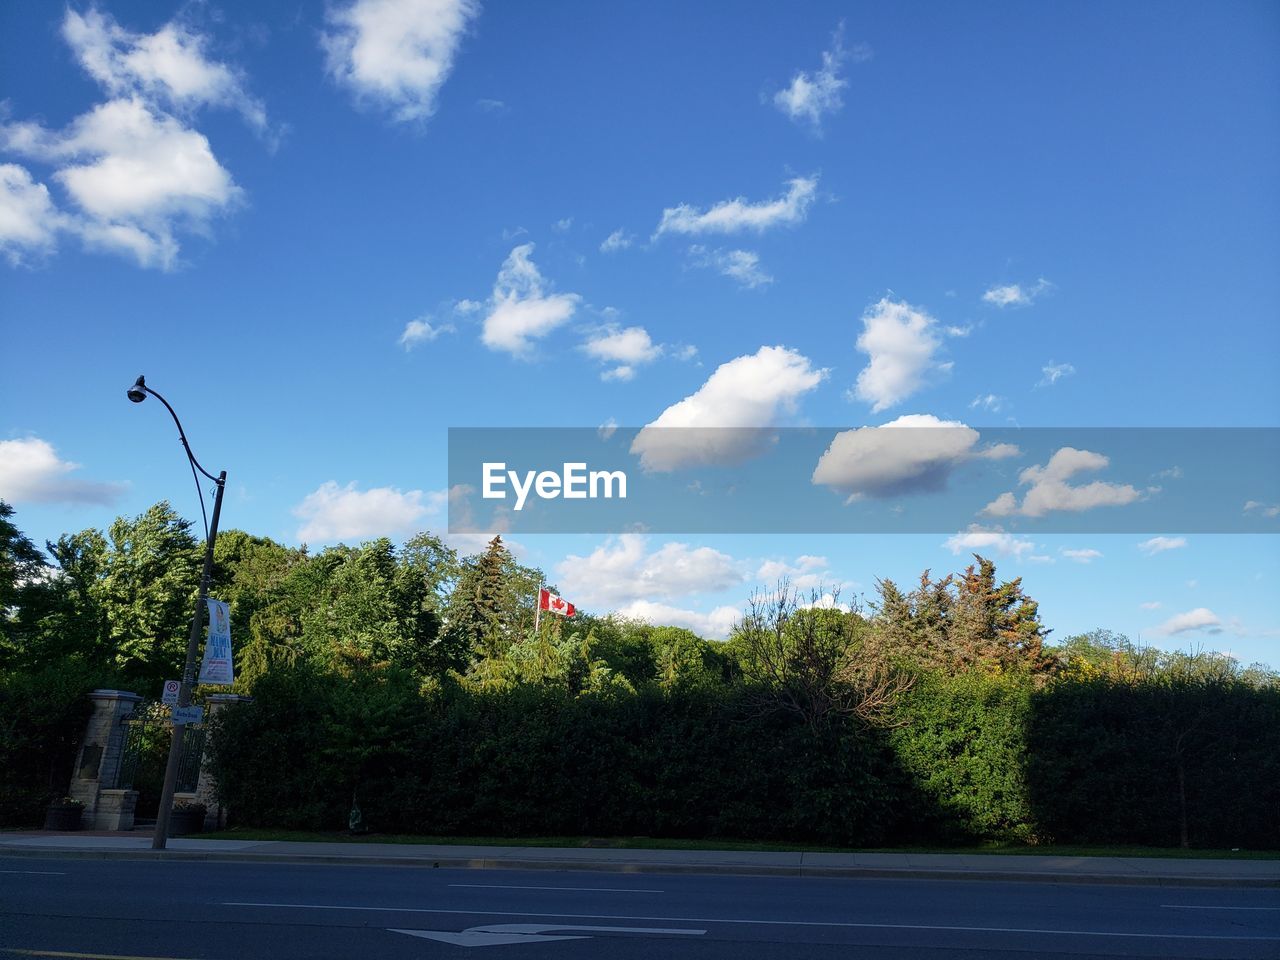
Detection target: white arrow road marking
<box><xmin>391</xmin><ymin>928</ymin><xmax>586</xmax><ymax>947</ymax></box>
<box><xmin>391</xmin><ymin>923</ymin><xmax>706</xmax><ymax>948</ymax></box>
<box><xmin>224</xmin><ymin>904</ymin><xmax>1280</xmax><ymax>941</ymax></box>
<box><xmin>449</xmin><ymin>884</ymin><xmax>664</xmax><ymax>894</ymax></box>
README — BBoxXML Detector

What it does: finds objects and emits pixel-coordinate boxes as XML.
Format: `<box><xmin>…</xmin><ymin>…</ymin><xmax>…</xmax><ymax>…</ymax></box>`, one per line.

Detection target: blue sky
<box><xmin>2</xmin><ymin>1</ymin><xmax>1278</xmax><ymax>660</ymax></box>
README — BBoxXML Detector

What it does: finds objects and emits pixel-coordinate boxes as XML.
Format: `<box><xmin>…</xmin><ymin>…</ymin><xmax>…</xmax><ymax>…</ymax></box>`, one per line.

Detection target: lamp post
<box><xmin>126</xmin><ymin>375</ymin><xmax>226</xmax><ymax>850</ymax></box>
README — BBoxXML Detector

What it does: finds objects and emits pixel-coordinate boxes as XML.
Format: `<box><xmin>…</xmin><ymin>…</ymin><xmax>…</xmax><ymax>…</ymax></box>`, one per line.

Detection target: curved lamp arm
<box><xmin>128</xmin><ymin>375</ymin><xmax>223</xmax><ymax>483</ymax></box>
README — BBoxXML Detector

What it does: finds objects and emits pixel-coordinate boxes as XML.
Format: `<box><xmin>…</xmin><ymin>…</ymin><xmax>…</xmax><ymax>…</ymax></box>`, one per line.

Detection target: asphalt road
<box><xmin>1</xmin><ymin>856</ymin><xmax>1277</xmax><ymax>959</ymax></box>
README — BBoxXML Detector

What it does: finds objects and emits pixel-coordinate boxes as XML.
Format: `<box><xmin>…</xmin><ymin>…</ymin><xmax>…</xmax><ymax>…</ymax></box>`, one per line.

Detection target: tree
<box><xmin>0</xmin><ymin>501</ymin><xmax>51</xmax><ymax>665</ymax></box>
<box><xmin>444</xmin><ymin>536</ymin><xmax>551</xmax><ymax>671</ymax></box>
<box><xmin>950</xmin><ymin>556</ymin><xmax>1053</xmax><ymax>674</ymax></box>
<box><xmin>872</xmin><ymin>556</ymin><xmax>1053</xmax><ymax>677</ymax></box>
<box><xmin>733</xmin><ymin>581</ymin><xmax>912</xmax><ymax>732</ymax></box>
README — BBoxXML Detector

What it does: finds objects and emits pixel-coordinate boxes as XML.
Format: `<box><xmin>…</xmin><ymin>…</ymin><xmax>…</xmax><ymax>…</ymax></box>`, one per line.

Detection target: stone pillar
<box><xmin>187</xmin><ymin>694</ymin><xmax>252</xmax><ymax>831</ymax></box>
<box><xmin>69</xmin><ymin>690</ymin><xmax>141</xmax><ymax>830</ymax></box>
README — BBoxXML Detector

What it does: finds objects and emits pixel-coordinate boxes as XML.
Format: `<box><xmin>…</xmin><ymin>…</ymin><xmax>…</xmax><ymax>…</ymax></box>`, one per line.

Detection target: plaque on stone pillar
<box><xmin>77</xmin><ymin>742</ymin><xmax>103</xmax><ymax>779</ymax></box>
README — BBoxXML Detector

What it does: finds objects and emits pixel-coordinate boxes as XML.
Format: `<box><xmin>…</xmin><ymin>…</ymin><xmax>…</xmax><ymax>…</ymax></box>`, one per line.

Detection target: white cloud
<box><xmin>0</xmin><ymin>164</ymin><xmax>64</xmax><ymax>265</ymax></box>
<box><xmin>983</xmin><ymin>447</ymin><xmax>1142</xmax><ymax>518</ymax></box>
<box><xmin>557</xmin><ymin>534</ymin><xmax>745</xmax><ymax>610</ymax></box>
<box><xmin>654</xmin><ymin>175</ymin><xmax>817</xmax><ymax>238</ymax></box>
<box><xmin>1154</xmin><ymin>607</ymin><xmax>1222</xmax><ymax>637</ymax></box>
<box><xmin>688</xmin><ymin>245</ymin><xmax>773</xmax><ymax>289</ymax></box>
<box><xmin>398</xmin><ymin>317</ymin><xmax>455</xmax><ymax>349</ymax></box>
<box><xmin>582</xmin><ymin>326</ymin><xmax>662</xmax><ymax>365</ymax></box>
<box><xmin>631</xmin><ymin>345</ymin><xmax>827</xmax><ymax>471</ymax></box>
<box><xmin>601</xmin><ymin>365</ymin><xmax>634</xmax><ymax>382</ymax></box>
<box><xmin>294</xmin><ymin>480</ymin><xmax>444</xmax><ymax>543</ymax></box>
<box><xmin>600</xmin><ymin>228</ymin><xmax>633</xmax><ymax>253</ymax></box>
<box><xmin>1038</xmin><ymin>361</ymin><xmax>1075</xmax><ymax>386</ymax></box>
<box><xmin>62</xmin><ymin>8</ymin><xmax>269</xmax><ymax>132</ymax></box>
<box><xmin>812</xmin><ymin>414</ymin><xmax>1018</xmax><ymax>501</ymax></box>
<box><xmin>614</xmin><ymin>600</ymin><xmax>741</xmax><ymax>640</ymax></box>
<box><xmin>773</xmin><ymin>26</ymin><xmax>860</xmax><ymax>131</ymax></box>
<box><xmin>1061</xmin><ymin>548</ymin><xmax>1103</xmax><ymax>563</ymax></box>
<box><xmin>1</xmin><ymin>10</ymin><xmax>260</xmax><ymax>270</ymax></box>
<box><xmin>597</xmin><ymin>418</ymin><xmax>618</xmax><ymax>441</ymax></box>
<box><xmin>1138</xmin><ymin>536</ymin><xmax>1188</xmax><ymax>555</ymax></box>
<box><xmin>1140</xmin><ymin>601</ymin><xmax>1162</xmax><ymax>610</ymax></box>
<box><xmin>944</xmin><ymin>525</ymin><xmax>1037</xmax><ymax>560</ymax></box>
<box><xmin>755</xmin><ymin>554</ymin><xmax>842</xmax><ymax>593</ymax></box>
<box><xmin>552</xmin><ymin>217</ymin><xmax>572</xmax><ymax>232</ymax></box>
<box><xmin>480</xmin><ymin>243</ymin><xmax>581</xmax><ymax>355</ymax></box>
<box><xmin>982</xmin><ymin>277</ymin><xmax>1053</xmax><ymax>308</ymax></box>
<box><xmin>852</xmin><ymin>297</ymin><xmax>951</xmax><ymax>411</ymax></box>
<box><xmin>322</xmin><ymin>0</ymin><xmax>480</xmax><ymax>124</ymax></box>
<box><xmin>0</xmin><ymin>437</ymin><xmax>124</xmax><ymax>505</ymax></box>
<box><xmin>970</xmin><ymin>393</ymin><xmax>1005</xmax><ymax>413</ymax></box>
<box><xmin>1244</xmin><ymin>500</ymin><xmax>1280</xmax><ymax>519</ymax></box>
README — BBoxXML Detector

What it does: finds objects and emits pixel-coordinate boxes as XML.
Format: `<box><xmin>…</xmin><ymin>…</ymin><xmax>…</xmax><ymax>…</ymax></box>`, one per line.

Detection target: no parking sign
<box><xmin>161</xmin><ymin>680</ymin><xmax>180</xmax><ymax>706</ymax></box>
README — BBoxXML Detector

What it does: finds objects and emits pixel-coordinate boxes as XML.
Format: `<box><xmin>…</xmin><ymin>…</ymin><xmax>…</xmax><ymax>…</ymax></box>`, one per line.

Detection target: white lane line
<box><xmin>0</xmin><ymin>870</ymin><xmax>65</xmax><ymax>875</ymax></box>
<box><xmin>450</xmin><ymin>884</ymin><xmax>663</xmax><ymax>894</ymax></box>
<box><xmin>1163</xmin><ymin>904</ymin><xmax>1280</xmax><ymax>911</ymax></box>
<box><xmin>221</xmin><ymin>902</ymin><xmax>1280</xmax><ymax>941</ymax></box>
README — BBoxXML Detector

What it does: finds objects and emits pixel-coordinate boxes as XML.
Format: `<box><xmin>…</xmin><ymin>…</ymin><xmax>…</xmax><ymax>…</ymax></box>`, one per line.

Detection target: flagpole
<box><xmin>534</xmin><ymin>580</ymin><xmax>542</xmax><ymax>636</ymax></box>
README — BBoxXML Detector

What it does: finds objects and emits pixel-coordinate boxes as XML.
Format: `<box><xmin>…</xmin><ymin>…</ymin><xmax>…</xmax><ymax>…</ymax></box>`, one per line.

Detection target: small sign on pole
<box><xmin>171</xmin><ymin>705</ymin><xmax>204</xmax><ymax>726</ymax></box>
<box><xmin>161</xmin><ymin>680</ymin><xmax>181</xmax><ymax>706</ymax></box>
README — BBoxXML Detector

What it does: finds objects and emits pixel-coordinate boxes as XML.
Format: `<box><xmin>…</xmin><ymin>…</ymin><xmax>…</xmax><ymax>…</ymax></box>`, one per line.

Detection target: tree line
<box><xmin>2</xmin><ymin>499</ymin><xmax>1277</xmax><ymax>847</ymax></box>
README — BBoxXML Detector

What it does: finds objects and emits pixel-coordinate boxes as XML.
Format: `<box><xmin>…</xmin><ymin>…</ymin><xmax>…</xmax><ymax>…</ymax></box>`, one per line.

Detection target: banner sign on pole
<box><xmin>161</xmin><ymin>680</ymin><xmax>180</xmax><ymax>706</ymax></box>
<box><xmin>197</xmin><ymin>598</ymin><xmax>234</xmax><ymax>685</ymax></box>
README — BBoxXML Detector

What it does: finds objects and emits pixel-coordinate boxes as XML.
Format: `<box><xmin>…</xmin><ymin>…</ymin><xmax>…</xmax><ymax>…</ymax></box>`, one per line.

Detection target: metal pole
<box><xmin>534</xmin><ymin>580</ymin><xmax>542</xmax><ymax>636</ymax></box>
<box><xmin>152</xmin><ymin>470</ymin><xmax>226</xmax><ymax>850</ymax></box>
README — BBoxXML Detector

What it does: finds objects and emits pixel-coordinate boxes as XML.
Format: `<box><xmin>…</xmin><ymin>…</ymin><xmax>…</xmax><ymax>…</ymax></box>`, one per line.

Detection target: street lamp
<box><xmin>126</xmin><ymin>375</ymin><xmax>227</xmax><ymax>850</ymax></box>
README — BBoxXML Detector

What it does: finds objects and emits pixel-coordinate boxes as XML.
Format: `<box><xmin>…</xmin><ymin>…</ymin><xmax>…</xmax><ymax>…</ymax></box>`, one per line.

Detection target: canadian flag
<box><xmin>538</xmin><ymin>588</ymin><xmax>576</xmax><ymax>617</ymax></box>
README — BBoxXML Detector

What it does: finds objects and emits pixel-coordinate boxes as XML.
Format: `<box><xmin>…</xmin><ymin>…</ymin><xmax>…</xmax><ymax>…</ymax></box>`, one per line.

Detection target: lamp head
<box><xmin>127</xmin><ymin>375</ymin><xmax>147</xmax><ymax>403</ymax></box>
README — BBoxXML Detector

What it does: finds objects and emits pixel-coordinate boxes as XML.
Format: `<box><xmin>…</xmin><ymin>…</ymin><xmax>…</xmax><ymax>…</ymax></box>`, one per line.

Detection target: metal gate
<box><xmin>113</xmin><ymin>703</ymin><xmax>205</xmax><ymax>794</ymax></box>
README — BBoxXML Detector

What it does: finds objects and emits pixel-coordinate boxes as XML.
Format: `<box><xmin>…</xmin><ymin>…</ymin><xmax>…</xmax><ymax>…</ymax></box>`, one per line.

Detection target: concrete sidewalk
<box><xmin>2</xmin><ymin>832</ymin><xmax>1277</xmax><ymax>887</ymax></box>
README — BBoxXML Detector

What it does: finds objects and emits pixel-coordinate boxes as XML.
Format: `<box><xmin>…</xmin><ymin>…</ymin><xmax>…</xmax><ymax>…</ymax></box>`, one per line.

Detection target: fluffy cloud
<box><xmin>399</xmin><ymin>317</ymin><xmax>455</xmax><ymax>349</ymax></box>
<box><xmin>613</xmin><ymin>599</ymin><xmax>741</xmax><ymax>640</ymax></box>
<box><xmin>654</xmin><ymin>175</ymin><xmax>817</xmax><ymax>238</ymax></box>
<box><xmin>1</xmin><ymin>9</ymin><xmax>258</xmax><ymax>269</ymax></box>
<box><xmin>852</xmin><ymin>297</ymin><xmax>951</xmax><ymax>411</ymax></box>
<box><xmin>812</xmin><ymin>414</ymin><xmax>1018</xmax><ymax>500</ymax></box>
<box><xmin>772</xmin><ymin>27</ymin><xmax>862</xmax><ymax>131</ymax></box>
<box><xmin>62</xmin><ymin>8</ymin><xmax>269</xmax><ymax>131</ymax></box>
<box><xmin>631</xmin><ymin>345</ymin><xmax>827</xmax><ymax>471</ymax></box>
<box><xmin>1154</xmin><ymin>607</ymin><xmax>1222</xmax><ymax>637</ymax></box>
<box><xmin>0</xmin><ymin>437</ymin><xmax>124</xmax><ymax>505</ymax></box>
<box><xmin>983</xmin><ymin>447</ymin><xmax>1142</xmax><ymax>518</ymax></box>
<box><xmin>1061</xmin><ymin>548</ymin><xmax>1103</xmax><ymax>563</ymax></box>
<box><xmin>582</xmin><ymin>325</ymin><xmax>662</xmax><ymax>381</ymax></box>
<box><xmin>1039</xmin><ymin>361</ymin><xmax>1075</xmax><ymax>386</ymax></box>
<box><xmin>755</xmin><ymin>554</ymin><xmax>840</xmax><ymax>593</ymax></box>
<box><xmin>480</xmin><ymin>244</ymin><xmax>581</xmax><ymax>355</ymax></box>
<box><xmin>1138</xmin><ymin>536</ymin><xmax>1188</xmax><ymax>555</ymax></box>
<box><xmin>600</xmin><ymin>228</ymin><xmax>633</xmax><ymax>253</ymax></box>
<box><xmin>688</xmin><ymin>246</ymin><xmax>773</xmax><ymax>289</ymax></box>
<box><xmin>557</xmin><ymin>534</ymin><xmax>744</xmax><ymax>609</ymax></box>
<box><xmin>294</xmin><ymin>481</ymin><xmax>445</xmax><ymax>542</ymax></box>
<box><xmin>944</xmin><ymin>526</ymin><xmax>1038</xmax><ymax>560</ymax></box>
<box><xmin>0</xmin><ymin>165</ymin><xmax>64</xmax><ymax>265</ymax></box>
<box><xmin>982</xmin><ymin>278</ymin><xmax>1053</xmax><ymax>308</ymax></box>
<box><xmin>322</xmin><ymin>0</ymin><xmax>480</xmax><ymax>123</ymax></box>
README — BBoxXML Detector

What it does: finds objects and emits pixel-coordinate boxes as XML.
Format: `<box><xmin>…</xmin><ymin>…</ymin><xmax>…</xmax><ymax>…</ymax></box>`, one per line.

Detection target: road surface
<box><xmin>1</xmin><ymin>856</ymin><xmax>1277</xmax><ymax>958</ymax></box>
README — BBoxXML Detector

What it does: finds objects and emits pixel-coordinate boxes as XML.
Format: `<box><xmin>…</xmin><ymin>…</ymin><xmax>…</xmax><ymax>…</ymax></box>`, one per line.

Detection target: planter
<box><xmin>43</xmin><ymin>802</ymin><xmax>83</xmax><ymax>831</ymax></box>
<box><xmin>168</xmin><ymin>807</ymin><xmax>206</xmax><ymax>836</ymax></box>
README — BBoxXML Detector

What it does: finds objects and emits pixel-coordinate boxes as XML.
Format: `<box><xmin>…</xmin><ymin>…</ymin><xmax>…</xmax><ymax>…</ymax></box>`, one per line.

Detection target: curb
<box><xmin>3</xmin><ymin>846</ymin><xmax>1276</xmax><ymax>888</ymax></box>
